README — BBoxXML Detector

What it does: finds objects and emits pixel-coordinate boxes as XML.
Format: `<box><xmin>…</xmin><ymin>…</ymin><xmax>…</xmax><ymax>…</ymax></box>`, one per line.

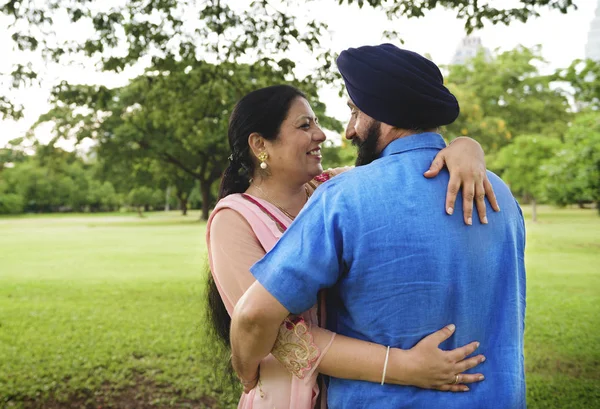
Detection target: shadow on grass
<box><xmin>20</xmin><ymin>377</ymin><xmax>221</xmax><ymax>409</ymax></box>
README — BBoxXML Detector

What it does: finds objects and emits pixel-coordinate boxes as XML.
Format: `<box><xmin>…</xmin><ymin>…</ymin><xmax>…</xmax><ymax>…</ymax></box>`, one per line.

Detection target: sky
<box><xmin>0</xmin><ymin>0</ymin><xmax>597</xmax><ymax>149</ymax></box>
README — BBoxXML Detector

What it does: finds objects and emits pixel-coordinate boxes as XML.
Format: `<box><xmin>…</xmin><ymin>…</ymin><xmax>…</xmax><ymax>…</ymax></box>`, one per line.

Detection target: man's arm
<box><xmin>231</xmin><ymin>184</ymin><xmax>345</xmax><ymax>390</ymax></box>
<box><xmin>231</xmin><ymin>280</ymin><xmax>290</xmax><ymax>390</ymax></box>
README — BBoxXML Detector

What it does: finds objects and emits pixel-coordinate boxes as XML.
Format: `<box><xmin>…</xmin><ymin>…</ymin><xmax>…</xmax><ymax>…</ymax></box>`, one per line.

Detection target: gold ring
<box><xmin>452</xmin><ymin>374</ymin><xmax>460</xmax><ymax>385</ymax></box>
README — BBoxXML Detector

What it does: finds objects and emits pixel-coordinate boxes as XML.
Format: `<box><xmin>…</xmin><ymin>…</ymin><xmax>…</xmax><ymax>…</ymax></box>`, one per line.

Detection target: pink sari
<box><xmin>206</xmin><ymin>193</ymin><xmax>334</xmax><ymax>409</ymax></box>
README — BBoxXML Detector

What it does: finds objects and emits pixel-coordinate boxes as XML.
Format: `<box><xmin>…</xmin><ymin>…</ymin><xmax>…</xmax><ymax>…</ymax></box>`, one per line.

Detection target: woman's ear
<box><xmin>248</xmin><ymin>132</ymin><xmax>267</xmax><ymax>158</ymax></box>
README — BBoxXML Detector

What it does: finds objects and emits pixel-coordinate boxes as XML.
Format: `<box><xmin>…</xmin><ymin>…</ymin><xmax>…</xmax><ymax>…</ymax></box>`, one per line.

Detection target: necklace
<box><xmin>251</xmin><ymin>184</ymin><xmax>310</xmax><ymax>221</ymax></box>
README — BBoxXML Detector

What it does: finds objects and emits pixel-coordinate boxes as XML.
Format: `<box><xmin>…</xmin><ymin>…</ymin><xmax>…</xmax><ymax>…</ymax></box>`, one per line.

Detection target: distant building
<box><xmin>450</xmin><ymin>36</ymin><xmax>490</xmax><ymax>65</ymax></box>
<box><xmin>585</xmin><ymin>0</ymin><xmax>600</xmax><ymax>61</ymax></box>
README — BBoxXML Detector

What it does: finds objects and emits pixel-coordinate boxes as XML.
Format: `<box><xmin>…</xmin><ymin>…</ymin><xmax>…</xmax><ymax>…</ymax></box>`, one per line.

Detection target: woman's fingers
<box><xmin>484</xmin><ymin>178</ymin><xmax>500</xmax><ymax>212</ymax></box>
<box><xmin>454</xmin><ymin>373</ymin><xmax>485</xmax><ymax>384</ymax></box>
<box><xmin>424</xmin><ymin>152</ymin><xmax>446</xmax><ymax>178</ymax></box>
<box><xmin>436</xmin><ymin>383</ymin><xmax>470</xmax><ymax>392</ymax></box>
<box><xmin>447</xmin><ymin>340</ymin><xmax>480</xmax><ymax>361</ymax></box>
<box><xmin>455</xmin><ymin>354</ymin><xmax>486</xmax><ymax>373</ymax></box>
<box><xmin>435</xmin><ymin>372</ymin><xmax>485</xmax><ymax>392</ymax></box>
<box><xmin>474</xmin><ymin>175</ymin><xmax>488</xmax><ymax>224</ymax></box>
<box><xmin>461</xmin><ymin>179</ymin><xmax>475</xmax><ymax>225</ymax></box>
<box><xmin>445</xmin><ymin>174</ymin><xmax>461</xmax><ymax>216</ymax></box>
<box><xmin>423</xmin><ymin>324</ymin><xmax>457</xmax><ymax>347</ymax></box>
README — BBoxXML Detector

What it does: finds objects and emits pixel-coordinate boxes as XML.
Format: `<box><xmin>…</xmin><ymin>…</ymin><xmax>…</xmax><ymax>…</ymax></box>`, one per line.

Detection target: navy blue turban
<box><xmin>337</xmin><ymin>43</ymin><xmax>459</xmax><ymax>129</ymax></box>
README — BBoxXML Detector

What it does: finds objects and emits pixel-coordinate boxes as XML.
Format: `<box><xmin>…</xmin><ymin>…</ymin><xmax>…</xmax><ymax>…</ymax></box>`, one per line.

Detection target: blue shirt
<box><xmin>251</xmin><ymin>133</ymin><xmax>526</xmax><ymax>409</ymax></box>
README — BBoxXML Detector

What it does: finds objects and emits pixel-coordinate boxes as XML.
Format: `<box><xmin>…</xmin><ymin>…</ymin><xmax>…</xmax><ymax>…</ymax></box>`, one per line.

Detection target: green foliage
<box><xmin>39</xmin><ymin>59</ymin><xmax>341</xmax><ymax>219</ymax></box>
<box><xmin>494</xmin><ymin>134</ymin><xmax>561</xmax><ymax>201</ymax></box>
<box><xmin>127</xmin><ymin>186</ymin><xmax>156</xmax><ymax>214</ymax></box>
<box><xmin>553</xmin><ymin>59</ymin><xmax>600</xmax><ymax>109</ymax></box>
<box><xmin>0</xmin><ymin>207</ymin><xmax>598</xmax><ymax>408</ymax></box>
<box><xmin>0</xmin><ymin>193</ymin><xmax>25</xmax><ymax>214</ymax></box>
<box><xmin>0</xmin><ymin>0</ymin><xmax>577</xmax><ymax>119</ymax></box>
<box><xmin>445</xmin><ymin>46</ymin><xmax>571</xmax><ymax>152</ymax></box>
<box><xmin>87</xmin><ymin>180</ymin><xmax>121</xmax><ymax>211</ymax></box>
<box><xmin>321</xmin><ymin>138</ymin><xmax>357</xmax><ymax>169</ymax></box>
<box><xmin>544</xmin><ymin>112</ymin><xmax>600</xmax><ymax>210</ymax></box>
<box><xmin>340</xmin><ymin>1</ymin><xmax>576</xmax><ymax>33</ymax></box>
<box><xmin>0</xmin><ymin>145</ymin><xmax>142</xmax><ymax>214</ymax></box>
<box><xmin>444</xmin><ymin>81</ymin><xmax>510</xmax><ymax>153</ymax></box>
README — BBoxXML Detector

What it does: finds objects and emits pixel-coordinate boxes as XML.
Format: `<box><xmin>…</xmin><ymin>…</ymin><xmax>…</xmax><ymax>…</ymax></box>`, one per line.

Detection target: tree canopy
<box><xmin>1</xmin><ymin>0</ymin><xmax>578</xmax><ymax>119</ymax></box>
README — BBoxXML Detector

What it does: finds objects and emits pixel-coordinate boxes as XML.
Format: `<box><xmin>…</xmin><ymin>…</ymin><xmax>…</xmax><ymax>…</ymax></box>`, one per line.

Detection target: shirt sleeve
<box><xmin>250</xmin><ymin>185</ymin><xmax>346</xmax><ymax>314</ymax></box>
<box><xmin>210</xmin><ymin>207</ymin><xmax>337</xmax><ymax>379</ymax></box>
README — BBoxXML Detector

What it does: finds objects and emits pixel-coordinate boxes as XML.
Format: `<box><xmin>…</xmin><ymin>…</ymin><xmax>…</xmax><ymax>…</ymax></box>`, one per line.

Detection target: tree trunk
<box><xmin>176</xmin><ymin>192</ymin><xmax>188</xmax><ymax>216</ymax></box>
<box><xmin>200</xmin><ymin>181</ymin><xmax>211</xmax><ymax>221</ymax></box>
<box><xmin>532</xmin><ymin>198</ymin><xmax>537</xmax><ymax>223</ymax></box>
<box><xmin>180</xmin><ymin>198</ymin><xmax>188</xmax><ymax>216</ymax></box>
<box><xmin>137</xmin><ymin>206</ymin><xmax>144</xmax><ymax>218</ymax></box>
<box><xmin>165</xmin><ymin>186</ymin><xmax>171</xmax><ymax>212</ymax></box>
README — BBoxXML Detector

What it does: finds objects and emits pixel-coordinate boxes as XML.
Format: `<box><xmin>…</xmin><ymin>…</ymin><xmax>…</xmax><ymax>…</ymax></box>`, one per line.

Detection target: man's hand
<box><xmin>239</xmin><ymin>367</ymin><xmax>260</xmax><ymax>394</ymax></box>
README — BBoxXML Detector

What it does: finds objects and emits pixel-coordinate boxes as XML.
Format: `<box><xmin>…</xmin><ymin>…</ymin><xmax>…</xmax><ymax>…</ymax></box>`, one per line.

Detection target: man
<box><xmin>230</xmin><ymin>44</ymin><xmax>526</xmax><ymax>408</ymax></box>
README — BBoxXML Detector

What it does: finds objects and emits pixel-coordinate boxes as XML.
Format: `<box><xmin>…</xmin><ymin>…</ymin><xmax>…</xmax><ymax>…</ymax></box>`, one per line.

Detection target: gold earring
<box><xmin>258</xmin><ymin>152</ymin><xmax>268</xmax><ymax>169</ymax></box>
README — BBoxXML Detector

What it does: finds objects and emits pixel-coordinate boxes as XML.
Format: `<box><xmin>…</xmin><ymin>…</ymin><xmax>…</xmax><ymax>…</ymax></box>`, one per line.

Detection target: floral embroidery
<box><xmin>313</xmin><ymin>171</ymin><xmax>332</xmax><ymax>183</ymax></box>
<box><xmin>271</xmin><ymin>316</ymin><xmax>320</xmax><ymax>379</ymax></box>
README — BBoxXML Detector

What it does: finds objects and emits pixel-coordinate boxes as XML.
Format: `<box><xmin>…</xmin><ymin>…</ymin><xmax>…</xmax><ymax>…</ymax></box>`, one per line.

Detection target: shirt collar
<box><xmin>379</xmin><ymin>132</ymin><xmax>447</xmax><ymax>158</ymax></box>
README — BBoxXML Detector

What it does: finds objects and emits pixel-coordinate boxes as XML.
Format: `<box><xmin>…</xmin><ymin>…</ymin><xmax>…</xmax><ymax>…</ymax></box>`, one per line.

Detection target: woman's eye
<box><xmin>300</xmin><ymin>123</ymin><xmax>310</xmax><ymax>129</ymax></box>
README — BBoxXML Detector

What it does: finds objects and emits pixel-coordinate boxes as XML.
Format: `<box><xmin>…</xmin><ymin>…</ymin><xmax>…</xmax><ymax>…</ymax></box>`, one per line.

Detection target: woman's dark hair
<box><xmin>206</xmin><ymin>85</ymin><xmax>307</xmax><ymax>351</ymax></box>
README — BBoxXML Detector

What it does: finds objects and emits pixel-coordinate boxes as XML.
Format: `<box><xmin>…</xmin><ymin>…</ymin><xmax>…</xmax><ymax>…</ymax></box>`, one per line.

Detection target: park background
<box><xmin>0</xmin><ymin>0</ymin><xmax>599</xmax><ymax>408</ymax></box>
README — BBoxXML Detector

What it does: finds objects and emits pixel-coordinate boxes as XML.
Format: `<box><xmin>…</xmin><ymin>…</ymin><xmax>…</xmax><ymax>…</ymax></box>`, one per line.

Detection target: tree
<box><xmin>0</xmin><ymin>192</ymin><xmax>24</xmax><ymax>214</ymax></box>
<box><xmin>87</xmin><ymin>179</ymin><xmax>120</xmax><ymax>212</ymax></box>
<box><xmin>445</xmin><ymin>46</ymin><xmax>572</xmax><ymax>153</ymax></box>
<box><xmin>340</xmin><ymin>1</ymin><xmax>576</xmax><ymax>33</ymax></box>
<box><xmin>553</xmin><ymin>58</ymin><xmax>600</xmax><ymax>110</ymax></box>
<box><xmin>321</xmin><ymin>138</ymin><xmax>357</xmax><ymax>169</ymax></box>
<box><xmin>1</xmin><ymin>0</ymin><xmax>577</xmax><ymax>120</ymax></box>
<box><xmin>0</xmin><ymin>171</ymin><xmax>24</xmax><ymax>214</ymax></box>
<box><xmin>0</xmin><ymin>138</ymin><xmax>27</xmax><ymax>173</ymax></box>
<box><xmin>0</xmin><ymin>143</ymin><xmax>124</xmax><ymax>214</ymax></box>
<box><xmin>34</xmin><ymin>59</ymin><xmax>341</xmax><ymax>220</ymax></box>
<box><xmin>494</xmin><ymin>134</ymin><xmax>562</xmax><ymax>222</ymax></box>
<box><xmin>127</xmin><ymin>186</ymin><xmax>156</xmax><ymax>217</ymax></box>
<box><xmin>443</xmin><ymin>82</ymin><xmax>511</xmax><ymax>154</ymax></box>
<box><xmin>544</xmin><ymin>111</ymin><xmax>600</xmax><ymax>212</ymax></box>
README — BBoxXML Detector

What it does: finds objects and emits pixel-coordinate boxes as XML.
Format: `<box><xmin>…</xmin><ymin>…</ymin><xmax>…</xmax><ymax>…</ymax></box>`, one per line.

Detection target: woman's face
<box><xmin>264</xmin><ymin>97</ymin><xmax>327</xmax><ymax>184</ymax></box>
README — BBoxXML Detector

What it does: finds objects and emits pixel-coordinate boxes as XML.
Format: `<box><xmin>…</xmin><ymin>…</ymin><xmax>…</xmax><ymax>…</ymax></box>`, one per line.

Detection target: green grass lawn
<box><xmin>0</xmin><ymin>207</ymin><xmax>599</xmax><ymax>408</ymax></box>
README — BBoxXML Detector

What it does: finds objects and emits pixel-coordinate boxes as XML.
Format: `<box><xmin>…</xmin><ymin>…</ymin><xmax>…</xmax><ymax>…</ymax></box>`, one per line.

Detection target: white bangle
<box><xmin>381</xmin><ymin>346</ymin><xmax>391</xmax><ymax>385</ymax></box>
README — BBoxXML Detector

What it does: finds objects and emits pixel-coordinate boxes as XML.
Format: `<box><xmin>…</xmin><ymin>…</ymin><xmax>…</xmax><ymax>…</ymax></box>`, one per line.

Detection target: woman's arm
<box><xmin>316</xmin><ymin>136</ymin><xmax>499</xmax><ymax>225</ymax></box>
<box><xmin>213</xmin><ymin>212</ymin><xmax>485</xmax><ymax>393</ymax></box>
<box><xmin>233</xmin><ymin>280</ymin><xmax>485</xmax><ymax>394</ymax></box>
<box><xmin>313</xmin><ymin>324</ymin><xmax>484</xmax><ymax>392</ymax></box>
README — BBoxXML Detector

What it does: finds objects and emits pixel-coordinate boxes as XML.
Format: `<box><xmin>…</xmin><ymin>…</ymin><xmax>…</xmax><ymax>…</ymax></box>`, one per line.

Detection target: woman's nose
<box><xmin>314</xmin><ymin>127</ymin><xmax>327</xmax><ymax>142</ymax></box>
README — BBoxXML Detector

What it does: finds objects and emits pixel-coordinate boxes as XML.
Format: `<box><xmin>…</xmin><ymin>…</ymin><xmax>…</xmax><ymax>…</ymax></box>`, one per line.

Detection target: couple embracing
<box><xmin>206</xmin><ymin>43</ymin><xmax>526</xmax><ymax>409</ymax></box>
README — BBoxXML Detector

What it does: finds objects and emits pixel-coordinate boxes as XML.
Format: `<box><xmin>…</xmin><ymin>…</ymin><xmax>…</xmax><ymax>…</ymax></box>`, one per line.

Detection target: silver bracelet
<box><xmin>381</xmin><ymin>346</ymin><xmax>391</xmax><ymax>385</ymax></box>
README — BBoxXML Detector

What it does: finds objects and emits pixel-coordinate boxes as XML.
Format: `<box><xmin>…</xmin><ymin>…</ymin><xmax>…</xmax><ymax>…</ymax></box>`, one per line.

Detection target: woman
<box><xmin>207</xmin><ymin>85</ymin><xmax>495</xmax><ymax>409</ymax></box>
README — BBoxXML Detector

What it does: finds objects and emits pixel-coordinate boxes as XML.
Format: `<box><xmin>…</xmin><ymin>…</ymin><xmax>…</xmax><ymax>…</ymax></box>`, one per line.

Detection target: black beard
<box><xmin>353</xmin><ymin>121</ymin><xmax>382</xmax><ymax>166</ymax></box>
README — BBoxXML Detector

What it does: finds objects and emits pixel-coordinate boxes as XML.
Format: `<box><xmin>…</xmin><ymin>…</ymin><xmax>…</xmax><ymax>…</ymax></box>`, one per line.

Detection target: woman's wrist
<box><xmin>383</xmin><ymin>348</ymin><xmax>412</xmax><ymax>386</ymax></box>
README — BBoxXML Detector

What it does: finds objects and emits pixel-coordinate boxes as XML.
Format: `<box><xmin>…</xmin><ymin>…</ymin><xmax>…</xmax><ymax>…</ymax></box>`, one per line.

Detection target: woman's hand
<box><xmin>424</xmin><ymin>137</ymin><xmax>500</xmax><ymax>225</ymax></box>
<box><xmin>386</xmin><ymin>324</ymin><xmax>485</xmax><ymax>392</ymax></box>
